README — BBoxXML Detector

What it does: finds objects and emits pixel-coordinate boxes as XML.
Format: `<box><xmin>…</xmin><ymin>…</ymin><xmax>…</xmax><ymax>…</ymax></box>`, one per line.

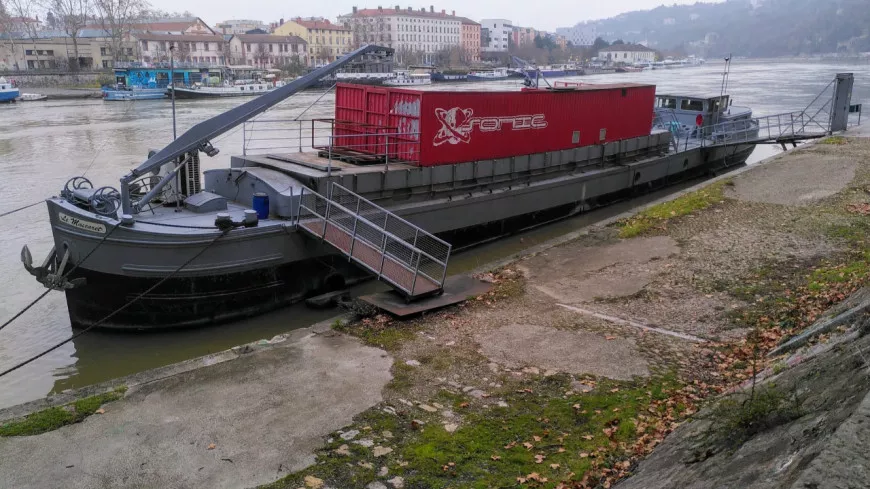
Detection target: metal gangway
<box><xmin>656</xmin><ymin>73</ymin><xmax>862</xmax><ymax>153</ymax></box>
<box><xmin>296</xmin><ymin>183</ymin><xmax>451</xmax><ymax>300</ymax></box>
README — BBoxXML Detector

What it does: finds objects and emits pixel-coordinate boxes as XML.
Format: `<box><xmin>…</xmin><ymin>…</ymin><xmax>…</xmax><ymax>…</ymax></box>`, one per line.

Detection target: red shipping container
<box><xmin>334</xmin><ymin>82</ymin><xmax>656</xmax><ymax>166</ymax></box>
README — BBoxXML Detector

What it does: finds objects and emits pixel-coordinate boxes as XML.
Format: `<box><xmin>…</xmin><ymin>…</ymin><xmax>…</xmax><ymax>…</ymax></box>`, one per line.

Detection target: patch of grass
<box><xmin>616</xmin><ymin>180</ymin><xmax>729</xmax><ymax>238</ymax></box>
<box><xmin>707</xmin><ymin>383</ymin><xmax>803</xmax><ymax>448</ymax></box>
<box><xmin>0</xmin><ymin>387</ymin><xmax>127</xmax><ymax>437</ymax></box>
<box><xmin>820</xmin><ymin>136</ymin><xmax>848</xmax><ymax>145</ymax></box>
<box><xmin>336</xmin><ymin>319</ymin><xmax>419</xmax><ymax>351</ymax></box>
<box><xmin>263</xmin><ymin>374</ymin><xmax>689</xmax><ymax>489</ymax></box>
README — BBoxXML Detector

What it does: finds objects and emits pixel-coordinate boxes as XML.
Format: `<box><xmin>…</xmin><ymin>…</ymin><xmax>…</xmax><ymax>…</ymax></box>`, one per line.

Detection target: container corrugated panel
<box><xmin>334</xmin><ymin>84</ymin><xmax>368</xmax><ymax>150</ymax></box>
<box><xmin>416</xmin><ymin>84</ymin><xmax>656</xmax><ymax>166</ymax></box>
<box><xmin>333</xmin><ymin>83</ymin><xmax>655</xmax><ymax>166</ymax></box>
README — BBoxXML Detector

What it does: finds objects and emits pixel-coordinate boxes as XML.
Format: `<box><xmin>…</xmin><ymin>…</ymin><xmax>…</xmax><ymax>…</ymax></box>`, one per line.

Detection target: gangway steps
<box><xmin>296</xmin><ymin>183</ymin><xmax>450</xmax><ymax>300</ymax></box>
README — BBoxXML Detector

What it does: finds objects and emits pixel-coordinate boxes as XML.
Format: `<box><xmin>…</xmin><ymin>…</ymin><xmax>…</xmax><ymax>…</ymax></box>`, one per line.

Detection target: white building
<box><xmin>555</xmin><ymin>23</ymin><xmax>598</xmax><ymax>47</ymax></box>
<box><xmin>598</xmin><ymin>44</ymin><xmax>656</xmax><ymax>64</ymax></box>
<box><xmin>480</xmin><ymin>18</ymin><xmax>511</xmax><ymax>52</ymax></box>
<box><xmin>339</xmin><ymin>6</ymin><xmax>462</xmax><ymax>64</ymax></box>
<box><xmin>215</xmin><ymin>19</ymin><xmax>269</xmax><ymax>35</ymax></box>
<box><xmin>228</xmin><ymin>34</ymin><xmax>307</xmax><ymax>69</ymax></box>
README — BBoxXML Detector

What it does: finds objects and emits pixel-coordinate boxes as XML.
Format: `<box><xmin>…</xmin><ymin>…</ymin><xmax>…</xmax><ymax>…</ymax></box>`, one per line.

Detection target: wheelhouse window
<box><xmin>680</xmin><ymin>99</ymin><xmax>705</xmax><ymax>111</ymax></box>
<box><xmin>657</xmin><ymin>98</ymin><xmax>677</xmax><ymax>109</ymax></box>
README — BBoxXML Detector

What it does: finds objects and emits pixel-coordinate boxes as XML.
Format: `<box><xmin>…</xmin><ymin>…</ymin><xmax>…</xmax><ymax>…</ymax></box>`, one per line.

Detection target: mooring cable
<box><xmin>0</xmin><ymin>229</ymin><xmax>228</xmax><ymax>379</ymax></box>
<box><xmin>0</xmin><ymin>223</ymin><xmax>123</xmax><ymax>334</ymax></box>
<box><xmin>0</xmin><ymin>201</ymin><xmax>43</xmax><ymax>218</ymax></box>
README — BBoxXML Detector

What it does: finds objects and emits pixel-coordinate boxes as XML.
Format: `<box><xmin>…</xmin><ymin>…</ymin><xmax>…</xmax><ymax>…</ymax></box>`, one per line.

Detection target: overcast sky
<box><xmin>149</xmin><ymin>0</ymin><xmax>718</xmax><ymax>32</ymax></box>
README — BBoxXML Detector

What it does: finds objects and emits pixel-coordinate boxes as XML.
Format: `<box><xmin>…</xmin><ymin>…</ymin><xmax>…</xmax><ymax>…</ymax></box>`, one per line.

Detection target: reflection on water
<box><xmin>0</xmin><ymin>60</ymin><xmax>868</xmax><ymax>409</ymax></box>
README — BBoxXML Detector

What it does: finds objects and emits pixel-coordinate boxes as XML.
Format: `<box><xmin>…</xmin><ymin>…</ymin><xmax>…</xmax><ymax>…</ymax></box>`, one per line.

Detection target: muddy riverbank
<box><xmin>3</xmin><ymin>132</ymin><xmax>870</xmax><ymax>488</ymax></box>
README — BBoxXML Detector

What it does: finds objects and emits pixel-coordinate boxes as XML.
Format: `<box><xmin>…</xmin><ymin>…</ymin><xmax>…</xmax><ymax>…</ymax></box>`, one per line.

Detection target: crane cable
<box><xmin>0</xmin><ymin>229</ymin><xmax>228</xmax><ymax>379</ymax></box>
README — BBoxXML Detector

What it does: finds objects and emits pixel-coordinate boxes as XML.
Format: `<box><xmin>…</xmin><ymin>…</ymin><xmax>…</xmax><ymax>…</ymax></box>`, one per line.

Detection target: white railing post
<box><xmin>349</xmin><ymin>198</ymin><xmax>360</xmax><ymax>262</ymax></box>
<box><xmin>411</xmin><ymin>252</ymin><xmax>422</xmax><ymax>295</ymax></box>
<box><xmin>298</xmin><ymin>122</ymin><xmax>303</xmax><ymax>153</ymax></box>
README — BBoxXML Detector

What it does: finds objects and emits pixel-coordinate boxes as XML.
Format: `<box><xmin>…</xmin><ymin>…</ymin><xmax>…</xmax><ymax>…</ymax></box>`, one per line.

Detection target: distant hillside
<box><xmin>579</xmin><ymin>0</ymin><xmax>870</xmax><ymax>57</ymax></box>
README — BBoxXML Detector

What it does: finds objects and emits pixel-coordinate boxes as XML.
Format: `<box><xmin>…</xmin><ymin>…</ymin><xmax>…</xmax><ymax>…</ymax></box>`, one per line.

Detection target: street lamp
<box><xmin>170</xmin><ymin>44</ymin><xmax>177</xmax><ymax>140</ymax></box>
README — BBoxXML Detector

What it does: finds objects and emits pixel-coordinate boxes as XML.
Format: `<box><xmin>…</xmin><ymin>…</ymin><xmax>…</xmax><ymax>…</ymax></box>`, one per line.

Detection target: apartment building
<box><xmin>458</xmin><ymin>17</ymin><xmax>481</xmax><ymax>62</ymax></box>
<box><xmin>227</xmin><ymin>34</ymin><xmax>307</xmax><ymax>69</ymax></box>
<box><xmin>480</xmin><ymin>19</ymin><xmax>511</xmax><ymax>52</ymax></box>
<box><xmin>339</xmin><ymin>5</ymin><xmax>462</xmax><ymax>64</ymax></box>
<box><xmin>273</xmin><ymin>18</ymin><xmax>352</xmax><ymax>67</ymax></box>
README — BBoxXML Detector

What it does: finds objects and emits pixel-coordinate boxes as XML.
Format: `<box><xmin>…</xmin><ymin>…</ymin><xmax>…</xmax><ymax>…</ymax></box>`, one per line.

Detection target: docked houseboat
<box><xmin>519</xmin><ymin>64</ymin><xmax>584</xmax><ymax>79</ymax></box>
<box><xmin>23</xmin><ymin>45</ymin><xmax>845</xmax><ymax>331</ymax></box>
<box><xmin>103</xmin><ymin>88</ymin><xmax>167</xmax><ymax>101</ymax></box>
<box><xmin>0</xmin><ymin>77</ymin><xmax>20</xmax><ymax>103</ymax></box>
<box><xmin>167</xmin><ymin>80</ymin><xmax>285</xmax><ymax>99</ymax></box>
<box><xmin>466</xmin><ymin>68</ymin><xmax>511</xmax><ymax>81</ymax></box>
<box><xmin>431</xmin><ymin>72</ymin><xmax>468</xmax><ymax>82</ymax></box>
<box><xmin>383</xmin><ymin>72</ymin><xmax>432</xmax><ymax>86</ymax></box>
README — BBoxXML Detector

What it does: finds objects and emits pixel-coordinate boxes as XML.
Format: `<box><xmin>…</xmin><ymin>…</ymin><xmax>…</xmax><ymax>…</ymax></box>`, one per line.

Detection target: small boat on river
<box><xmin>21</xmin><ymin>45</ymin><xmax>852</xmax><ymax>331</ymax></box>
<box><xmin>466</xmin><ymin>68</ymin><xmax>511</xmax><ymax>81</ymax></box>
<box><xmin>103</xmin><ymin>88</ymin><xmax>166</xmax><ymax>101</ymax></box>
<box><xmin>0</xmin><ymin>77</ymin><xmax>20</xmax><ymax>103</ymax></box>
<box><xmin>383</xmin><ymin>72</ymin><xmax>432</xmax><ymax>86</ymax></box>
<box><xmin>17</xmin><ymin>93</ymin><xmax>48</xmax><ymax>101</ymax></box>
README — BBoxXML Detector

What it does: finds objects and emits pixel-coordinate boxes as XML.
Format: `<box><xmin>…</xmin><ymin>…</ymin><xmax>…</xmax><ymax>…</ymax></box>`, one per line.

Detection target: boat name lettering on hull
<box><xmin>58</xmin><ymin>212</ymin><xmax>107</xmax><ymax>234</ymax></box>
<box><xmin>434</xmin><ymin>107</ymin><xmax>548</xmax><ymax>146</ymax></box>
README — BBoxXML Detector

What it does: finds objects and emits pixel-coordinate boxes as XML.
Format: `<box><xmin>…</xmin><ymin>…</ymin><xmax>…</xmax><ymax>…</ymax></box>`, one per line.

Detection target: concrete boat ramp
<box><xmin>0</xmin><ymin>321</ymin><xmax>393</xmax><ymax>489</ymax></box>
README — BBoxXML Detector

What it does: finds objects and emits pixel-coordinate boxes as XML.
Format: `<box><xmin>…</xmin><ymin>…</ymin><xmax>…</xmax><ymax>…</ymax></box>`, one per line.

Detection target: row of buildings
<box><xmin>0</xmin><ymin>6</ymin><xmax>576</xmax><ymax>72</ymax></box>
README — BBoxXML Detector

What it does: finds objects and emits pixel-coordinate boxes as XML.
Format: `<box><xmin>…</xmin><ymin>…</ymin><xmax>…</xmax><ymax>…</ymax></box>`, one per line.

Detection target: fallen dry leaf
<box><xmin>95</xmin><ymin>408</ymin><xmax>105</xmax><ymax>414</ymax></box>
<box><xmin>582</xmin><ymin>435</ymin><xmax>594</xmax><ymax>440</ymax></box>
<box><xmin>605</xmin><ymin>336</ymin><xmax>616</xmax><ymax>341</ymax></box>
<box><xmin>504</xmin><ymin>441</ymin><xmax>517</xmax><ymax>449</ymax></box>
<box><xmin>207</xmin><ymin>443</ymin><xmax>216</xmax><ymax>450</ymax></box>
<box><xmin>523</xmin><ymin>442</ymin><xmax>534</xmax><ymax>450</ymax></box>
<box><xmin>579</xmin><ymin>452</ymin><xmax>589</xmax><ymax>458</ymax></box>
<box><xmin>491</xmin><ymin>455</ymin><xmax>502</xmax><ymax>461</ymax></box>
<box><xmin>550</xmin><ymin>463</ymin><xmax>561</xmax><ymax>469</ymax></box>
<box><xmin>533</xmin><ymin>435</ymin><xmax>542</xmax><ymax>442</ymax></box>
<box><xmin>534</xmin><ymin>453</ymin><xmax>545</xmax><ymax>464</ymax></box>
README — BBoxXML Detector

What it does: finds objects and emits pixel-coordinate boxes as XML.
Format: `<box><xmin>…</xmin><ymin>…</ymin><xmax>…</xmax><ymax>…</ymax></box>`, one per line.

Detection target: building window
<box><xmin>25</xmin><ymin>49</ymin><xmax>33</xmax><ymax>55</ymax></box>
<box><xmin>204</xmin><ymin>43</ymin><xmax>210</xmax><ymax>51</ymax></box>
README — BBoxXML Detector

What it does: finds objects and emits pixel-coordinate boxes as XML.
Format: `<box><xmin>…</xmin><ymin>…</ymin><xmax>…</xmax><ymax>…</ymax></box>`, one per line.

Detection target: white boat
<box><xmin>383</xmin><ymin>72</ymin><xmax>432</xmax><ymax>87</ymax></box>
<box><xmin>0</xmin><ymin>77</ymin><xmax>20</xmax><ymax>103</ymax></box>
<box><xmin>17</xmin><ymin>93</ymin><xmax>47</xmax><ymax>101</ymax></box>
<box><xmin>169</xmin><ymin>80</ymin><xmax>286</xmax><ymax>99</ymax></box>
<box><xmin>466</xmin><ymin>67</ymin><xmax>511</xmax><ymax>81</ymax></box>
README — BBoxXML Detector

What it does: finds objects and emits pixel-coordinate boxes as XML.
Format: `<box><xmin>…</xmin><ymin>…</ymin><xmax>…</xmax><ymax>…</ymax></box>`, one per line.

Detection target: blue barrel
<box><xmin>252</xmin><ymin>192</ymin><xmax>269</xmax><ymax>219</ymax></box>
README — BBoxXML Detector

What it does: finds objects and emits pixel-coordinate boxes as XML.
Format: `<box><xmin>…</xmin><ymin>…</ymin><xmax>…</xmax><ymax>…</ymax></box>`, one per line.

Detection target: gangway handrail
<box><xmin>296</xmin><ymin>183</ymin><xmax>451</xmax><ymax>297</ymax></box>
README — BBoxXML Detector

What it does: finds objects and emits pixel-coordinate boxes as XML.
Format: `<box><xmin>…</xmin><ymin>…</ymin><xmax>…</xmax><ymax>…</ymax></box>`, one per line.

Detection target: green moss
<box><xmin>616</xmin><ymin>180</ymin><xmax>729</xmax><ymax>238</ymax></box>
<box><xmin>262</xmin><ymin>375</ymin><xmax>684</xmax><ymax>489</ymax></box>
<box><xmin>0</xmin><ymin>387</ymin><xmax>126</xmax><ymax>437</ymax></box>
<box><xmin>336</xmin><ymin>322</ymin><xmax>419</xmax><ymax>351</ymax></box>
<box><xmin>820</xmin><ymin>136</ymin><xmax>848</xmax><ymax>145</ymax></box>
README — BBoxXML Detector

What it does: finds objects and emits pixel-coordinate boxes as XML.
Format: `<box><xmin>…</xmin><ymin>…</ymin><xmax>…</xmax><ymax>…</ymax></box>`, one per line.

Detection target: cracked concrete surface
<box><xmin>0</xmin><ymin>329</ymin><xmax>392</xmax><ymax>489</ymax></box>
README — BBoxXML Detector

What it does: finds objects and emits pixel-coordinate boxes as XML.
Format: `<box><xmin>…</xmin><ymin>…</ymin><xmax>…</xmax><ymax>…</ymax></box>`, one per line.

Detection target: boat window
<box><xmin>658</xmin><ymin>98</ymin><xmax>677</xmax><ymax>109</ymax></box>
<box><xmin>681</xmin><ymin>99</ymin><xmax>705</xmax><ymax>111</ymax></box>
<box><xmin>709</xmin><ymin>99</ymin><xmax>720</xmax><ymax>113</ymax></box>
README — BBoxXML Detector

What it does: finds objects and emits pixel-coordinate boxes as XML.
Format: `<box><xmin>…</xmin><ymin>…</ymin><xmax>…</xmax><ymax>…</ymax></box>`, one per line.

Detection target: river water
<box><xmin>1</xmin><ymin>60</ymin><xmax>868</xmax><ymax>409</ymax></box>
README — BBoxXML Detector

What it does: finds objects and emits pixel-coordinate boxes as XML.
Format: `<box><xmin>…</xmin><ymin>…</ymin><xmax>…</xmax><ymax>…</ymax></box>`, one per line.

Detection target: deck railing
<box><xmin>296</xmin><ymin>182</ymin><xmax>451</xmax><ymax>298</ymax></box>
<box><xmin>242</xmin><ymin>118</ymin><xmax>421</xmax><ymax>165</ymax></box>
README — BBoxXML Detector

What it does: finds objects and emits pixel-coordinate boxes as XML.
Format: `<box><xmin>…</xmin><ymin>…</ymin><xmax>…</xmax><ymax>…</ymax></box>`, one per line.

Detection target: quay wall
<box><xmin>0</xmin><ymin>70</ymin><xmax>112</xmax><ymax>88</ymax></box>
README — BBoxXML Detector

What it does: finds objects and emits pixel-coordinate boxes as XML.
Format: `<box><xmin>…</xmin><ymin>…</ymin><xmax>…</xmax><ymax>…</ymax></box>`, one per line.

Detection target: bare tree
<box><xmin>252</xmin><ymin>43</ymin><xmax>268</xmax><ymax>67</ymax></box>
<box><xmin>92</xmin><ymin>0</ymin><xmax>147</xmax><ymax>63</ymax></box>
<box><xmin>5</xmin><ymin>0</ymin><xmax>43</xmax><ymax>68</ymax></box>
<box><xmin>0</xmin><ymin>0</ymin><xmax>21</xmax><ymax>69</ymax></box>
<box><xmin>42</xmin><ymin>0</ymin><xmax>91</xmax><ymax>69</ymax></box>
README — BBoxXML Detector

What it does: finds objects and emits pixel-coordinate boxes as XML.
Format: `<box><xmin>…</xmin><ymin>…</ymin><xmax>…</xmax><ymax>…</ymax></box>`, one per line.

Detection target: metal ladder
<box><xmin>296</xmin><ymin>183</ymin><xmax>451</xmax><ymax>300</ymax></box>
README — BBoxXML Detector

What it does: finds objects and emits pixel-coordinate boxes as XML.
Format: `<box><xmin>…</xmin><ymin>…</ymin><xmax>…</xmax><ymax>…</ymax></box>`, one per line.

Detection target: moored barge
<box><xmin>25</xmin><ymin>45</ymin><xmax>833</xmax><ymax>331</ymax></box>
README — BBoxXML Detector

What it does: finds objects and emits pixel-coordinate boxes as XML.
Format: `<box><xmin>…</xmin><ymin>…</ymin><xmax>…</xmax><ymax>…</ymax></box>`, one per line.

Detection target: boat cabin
<box><xmin>654</xmin><ymin>94</ymin><xmax>731</xmax><ymax>128</ymax></box>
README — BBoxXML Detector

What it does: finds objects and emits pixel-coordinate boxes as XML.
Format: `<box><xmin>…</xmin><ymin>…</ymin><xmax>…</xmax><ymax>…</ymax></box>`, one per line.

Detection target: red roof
<box><xmin>292</xmin><ymin>18</ymin><xmax>349</xmax><ymax>31</ymax></box>
<box><xmin>346</xmin><ymin>7</ymin><xmax>461</xmax><ymax>20</ymax></box>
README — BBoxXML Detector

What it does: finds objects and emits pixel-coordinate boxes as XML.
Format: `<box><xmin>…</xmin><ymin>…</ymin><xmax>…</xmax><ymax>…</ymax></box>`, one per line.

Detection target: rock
<box><xmin>378</xmin><ymin>466</ymin><xmax>389</xmax><ymax>476</ymax></box>
<box><xmin>304</xmin><ymin>475</ymin><xmax>324</xmax><ymax>489</ymax></box>
<box><xmin>367</xmin><ymin>483</ymin><xmax>388</xmax><ymax>489</ymax></box>
<box><xmin>469</xmin><ymin>389</ymin><xmax>487</xmax><ymax>399</ymax></box>
<box><xmin>405</xmin><ymin>360</ymin><xmax>421</xmax><ymax>367</ymax></box>
<box><xmin>373</xmin><ymin>446</ymin><xmax>393</xmax><ymax>457</ymax></box>
<box><xmin>497</xmin><ymin>401</ymin><xmax>509</xmax><ymax>408</ymax></box>
<box><xmin>398</xmin><ymin>399</ymin><xmax>414</xmax><ymax>406</ymax></box>
<box><xmin>382</xmin><ymin>430</ymin><xmax>393</xmax><ymax>439</ymax></box>
<box><xmin>444</xmin><ymin>423</ymin><xmax>459</xmax><ymax>433</ymax></box>
<box><xmin>571</xmin><ymin>381</ymin><xmax>595</xmax><ymax>393</ymax></box>
<box><xmin>432</xmin><ymin>403</ymin><xmax>444</xmax><ymax>409</ymax></box>
<box><xmin>462</xmin><ymin>386</ymin><xmax>475</xmax><ymax>393</ymax></box>
<box><xmin>445</xmin><ymin>341</ymin><xmax>456</xmax><ymax>346</ymax></box>
<box><xmin>354</xmin><ymin>439</ymin><xmax>374</xmax><ymax>448</ymax></box>
<box><xmin>488</xmin><ymin>362</ymin><xmax>500</xmax><ymax>373</ymax></box>
<box><xmin>305</xmin><ymin>290</ymin><xmax>349</xmax><ymax>309</ymax></box>
<box><xmin>522</xmin><ymin>366</ymin><xmax>541</xmax><ymax>375</ymax></box>
<box><xmin>442</xmin><ymin>410</ymin><xmax>455</xmax><ymax>418</ymax></box>
<box><xmin>334</xmin><ymin>444</ymin><xmax>351</xmax><ymax>456</ymax></box>
<box><xmin>419</xmin><ymin>404</ymin><xmax>438</xmax><ymax>413</ymax></box>
<box><xmin>544</xmin><ymin>370</ymin><xmax>558</xmax><ymax>377</ymax></box>
<box><xmin>387</xmin><ymin>476</ymin><xmax>405</xmax><ymax>488</ymax></box>
<box><xmin>340</xmin><ymin>430</ymin><xmax>360</xmax><ymax>441</ymax></box>
<box><xmin>358</xmin><ymin>461</ymin><xmax>374</xmax><ymax>470</ymax></box>
<box><xmin>448</xmin><ymin>381</ymin><xmax>463</xmax><ymax>389</ymax></box>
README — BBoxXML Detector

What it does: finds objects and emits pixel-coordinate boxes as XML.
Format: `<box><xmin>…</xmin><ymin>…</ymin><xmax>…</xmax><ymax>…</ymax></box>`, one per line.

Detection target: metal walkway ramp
<box><xmin>296</xmin><ymin>183</ymin><xmax>451</xmax><ymax>300</ymax></box>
